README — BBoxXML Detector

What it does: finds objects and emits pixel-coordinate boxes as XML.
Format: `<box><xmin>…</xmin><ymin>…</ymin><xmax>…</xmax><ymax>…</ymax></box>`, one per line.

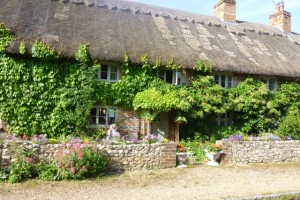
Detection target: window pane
<box><xmin>98</xmin><ymin>117</ymin><xmax>106</xmax><ymax>125</ymax></box>
<box><xmin>89</xmin><ymin>108</ymin><xmax>97</xmax><ymax>125</ymax></box>
<box><xmin>108</xmin><ymin>108</ymin><xmax>116</xmax><ymax>124</ymax></box>
<box><xmin>110</xmin><ymin>72</ymin><xmax>118</xmax><ymax>81</ymax></box>
<box><xmin>100</xmin><ymin>65</ymin><xmax>108</xmax><ymax>80</ymax></box>
<box><xmin>176</xmin><ymin>72</ymin><xmax>182</xmax><ymax>85</ymax></box>
<box><xmin>110</xmin><ymin>66</ymin><xmax>118</xmax><ymax>73</ymax></box>
<box><xmin>269</xmin><ymin>84</ymin><xmax>276</xmax><ymax>91</ymax></box>
<box><xmin>89</xmin><ymin>117</ymin><xmax>97</xmax><ymax>125</ymax></box>
<box><xmin>214</xmin><ymin>75</ymin><xmax>219</xmax><ymax>84</ymax></box>
<box><xmin>221</xmin><ymin>75</ymin><xmax>226</xmax><ymax>88</ymax></box>
<box><xmin>166</xmin><ymin>71</ymin><xmax>173</xmax><ymax>84</ymax></box>
<box><xmin>158</xmin><ymin>71</ymin><xmax>165</xmax><ymax>80</ymax></box>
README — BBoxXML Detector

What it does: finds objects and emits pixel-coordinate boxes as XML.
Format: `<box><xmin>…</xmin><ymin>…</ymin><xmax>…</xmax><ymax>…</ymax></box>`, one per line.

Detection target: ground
<box><xmin>1</xmin><ymin>163</ymin><xmax>300</xmax><ymax>200</ymax></box>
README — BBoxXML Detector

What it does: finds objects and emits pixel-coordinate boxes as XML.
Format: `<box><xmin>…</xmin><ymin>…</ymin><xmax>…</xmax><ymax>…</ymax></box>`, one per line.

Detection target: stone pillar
<box><xmin>160</xmin><ymin>143</ymin><xmax>177</xmax><ymax>168</ymax></box>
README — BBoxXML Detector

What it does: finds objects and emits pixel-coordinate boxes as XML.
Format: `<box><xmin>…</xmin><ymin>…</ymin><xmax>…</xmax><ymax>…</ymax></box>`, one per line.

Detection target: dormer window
<box><xmin>158</xmin><ymin>70</ymin><xmax>182</xmax><ymax>86</ymax></box>
<box><xmin>214</xmin><ymin>75</ymin><xmax>233</xmax><ymax>88</ymax></box>
<box><xmin>97</xmin><ymin>64</ymin><xmax>120</xmax><ymax>82</ymax></box>
<box><xmin>261</xmin><ymin>78</ymin><xmax>278</xmax><ymax>91</ymax></box>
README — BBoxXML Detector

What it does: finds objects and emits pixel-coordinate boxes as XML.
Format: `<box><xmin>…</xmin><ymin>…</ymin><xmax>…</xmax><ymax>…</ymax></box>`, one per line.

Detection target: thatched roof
<box><xmin>1</xmin><ymin>0</ymin><xmax>300</xmax><ymax>78</ymax></box>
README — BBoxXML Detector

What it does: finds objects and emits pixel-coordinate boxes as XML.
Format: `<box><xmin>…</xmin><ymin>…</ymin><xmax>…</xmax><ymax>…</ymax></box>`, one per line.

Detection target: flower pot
<box><xmin>206</xmin><ymin>152</ymin><xmax>222</xmax><ymax>166</ymax></box>
<box><xmin>176</xmin><ymin>152</ymin><xmax>192</xmax><ymax>167</ymax></box>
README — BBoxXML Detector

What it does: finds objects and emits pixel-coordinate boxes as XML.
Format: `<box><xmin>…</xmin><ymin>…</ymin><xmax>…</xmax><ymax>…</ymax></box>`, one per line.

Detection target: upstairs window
<box><xmin>214</xmin><ymin>75</ymin><xmax>233</xmax><ymax>88</ymax></box>
<box><xmin>96</xmin><ymin>64</ymin><xmax>120</xmax><ymax>82</ymax></box>
<box><xmin>261</xmin><ymin>78</ymin><xmax>278</xmax><ymax>92</ymax></box>
<box><xmin>89</xmin><ymin>107</ymin><xmax>116</xmax><ymax>127</ymax></box>
<box><xmin>158</xmin><ymin>70</ymin><xmax>182</xmax><ymax>86</ymax></box>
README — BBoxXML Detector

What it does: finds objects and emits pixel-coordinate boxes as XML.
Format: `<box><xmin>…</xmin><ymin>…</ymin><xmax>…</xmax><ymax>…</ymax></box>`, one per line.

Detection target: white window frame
<box><xmin>157</xmin><ymin>70</ymin><xmax>182</xmax><ymax>86</ymax></box>
<box><xmin>97</xmin><ymin>64</ymin><xmax>120</xmax><ymax>83</ymax></box>
<box><xmin>261</xmin><ymin>78</ymin><xmax>278</xmax><ymax>92</ymax></box>
<box><xmin>88</xmin><ymin>106</ymin><xmax>117</xmax><ymax>128</ymax></box>
<box><xmin>214</xmin><ymin>74</ymin><xmax>233</xmax><ymax>88</ymax></box>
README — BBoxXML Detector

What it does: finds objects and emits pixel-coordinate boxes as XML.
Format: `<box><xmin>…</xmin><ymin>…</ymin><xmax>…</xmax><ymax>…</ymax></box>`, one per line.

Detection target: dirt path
<box><xmin>1</xmin><ymin>163</ymin><xmax>300</xmax><ymax>200</ymax></box>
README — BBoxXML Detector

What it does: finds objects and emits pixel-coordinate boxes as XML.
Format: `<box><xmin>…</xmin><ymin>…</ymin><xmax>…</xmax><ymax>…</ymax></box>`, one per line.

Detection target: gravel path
<box><xmin>1</xmin><ymin>163</ymin><xmax>300</xmax><ymax>200</ymax></box>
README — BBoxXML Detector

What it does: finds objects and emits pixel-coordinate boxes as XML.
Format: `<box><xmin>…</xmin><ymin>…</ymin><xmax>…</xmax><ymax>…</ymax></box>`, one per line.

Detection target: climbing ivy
<box><xmin>0</xmin><ymin>41</ymin><xmax>97</xmax><ymax>137</ymax></box>
<box><xmin>0</xmin><ymin>24</ymin><xmax>14</xmax><ymax>52</ymax></box>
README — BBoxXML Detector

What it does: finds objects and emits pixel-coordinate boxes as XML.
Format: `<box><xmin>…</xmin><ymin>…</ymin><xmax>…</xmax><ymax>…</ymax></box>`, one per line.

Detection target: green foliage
<box><xmin>0</xmin><ymin>24</ymin><xmax>14</xmax><ymax>52</ymax></box>
<box><xmin>19</xmin><ymin>41</ymin><xmax>26</xmax><ymax>54</ymax></box>
<box><xmin>277</xmin><ymin>114</ymin><xmax>300</xmax><ymax>140</ymax></box>
<box><xmin>272</xmin><ymin>82</ymin><xmax>300</xmax><ymax>116</ymax></box>
<box><xmin>0</xmin><ymin>44</ymin><xmax>97</xmax><ymax>137</ymax></box>
<box><xmin>75</xmin><ymin>44</ymin><xmax>90</xmax><ymax>63</ymax></box>
<box><xmin>8</xmin><ymin>149</ymin><xmax>38</xmax><ymax>183</ymax></box>
<box><xmin>179</xmin><ymin>133</ymin><xmax>206</xmax><ymax>162</ymax></box>
<box><xmin>133</xmin><ymin>89</ymin><xmax>179</xmax><ymax>112</ymax></box>
<box><xmin>229</xmin><ymin>78</ymin><xmax>270</xmax><ymax>134</ymax></box>
<box><xmin>188</xmin><ymin>76</ymin><xmax>227</xmax><ymax>118</ymax></box>
<box><xmin>31</xmin><ymin>41</ymin><xmax>60</xmax><ymax>60</ymax></box>
<box><xmin>194</xmin><ymin>59</ymin><xmax>212</xmax><ymax>75</ymax></box>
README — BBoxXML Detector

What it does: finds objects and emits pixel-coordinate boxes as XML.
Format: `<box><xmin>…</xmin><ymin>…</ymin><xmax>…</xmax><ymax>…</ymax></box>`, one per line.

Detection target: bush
<box><xmin>8</xmin><ymin>149</ymin><xmax>38</xmax><ymax>183</ymax></box>
<box><xmin>277</xmin><ymin>114</ymin><xmax>300</xmax><ymax>140</ymax></box>
<box><xmin>52</xmin><ymin>143</ymin><xmax>110</xmax><ymax>180</ymax></box>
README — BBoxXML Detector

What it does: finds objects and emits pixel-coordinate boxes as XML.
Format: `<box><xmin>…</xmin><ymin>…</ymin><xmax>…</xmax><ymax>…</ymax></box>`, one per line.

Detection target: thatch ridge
<box><xmin>1</xmin><ymin>0</ymin><xmax>300</xmax><ymax>78</ymax></box>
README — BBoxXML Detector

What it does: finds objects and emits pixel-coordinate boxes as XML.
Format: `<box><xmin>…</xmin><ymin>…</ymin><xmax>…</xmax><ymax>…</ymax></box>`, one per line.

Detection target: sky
<box><xmin>130</xmin><ymin>0</ymin><xmax>300</xmax><ymax>34</ymax></box>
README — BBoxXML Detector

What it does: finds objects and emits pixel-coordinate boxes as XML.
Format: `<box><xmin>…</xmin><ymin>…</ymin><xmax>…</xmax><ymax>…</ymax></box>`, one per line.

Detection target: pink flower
<box><xmin>58</xmin><ymin>162</ymin><xmax>63</xmax><ymax>168</ymax></box>
<box><xmin>28</xmin><ymin>157</ymin><xmax>33</xmax><ymax>163</ymax></box>
<box><xmin>80</xmin><ymin>166</ymin><xmax>88</xmax><ymax>172</ymax></box>
<box><xmin>70</xmin><ymin>167</ymin><xmax>76</xmax><ymax>174</ymax></box>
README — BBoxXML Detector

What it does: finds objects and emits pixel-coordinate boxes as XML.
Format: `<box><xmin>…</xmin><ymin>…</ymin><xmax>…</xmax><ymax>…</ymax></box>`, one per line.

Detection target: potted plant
<box><xmin>204</xmin><ymin>143</ymin><xmax>222</xmax><ymax>166</ymax></box>
<box><xmin>176</xmin><ymin>144</ymin><xmax>192</xmax><ymax>167</ymax></box>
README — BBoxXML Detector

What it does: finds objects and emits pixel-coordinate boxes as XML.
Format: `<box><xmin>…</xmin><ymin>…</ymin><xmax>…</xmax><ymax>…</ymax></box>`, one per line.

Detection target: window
<box><xmin>158</xmin><ymin>70</ymin><xmax>182</xmax><ymax>86</ymax></box>
<box><xmin>96</xmin><ymin>64</ymin><xmax>119</xmax><ymax>82</ymax></box>
<box><xmin>261</xmin><ymin>78</ymin><xmax>278</xmax><ymax>91</ymax></box>
<box><xmin>214</xmin><ymin>75</ymin><xmax>233</xmax><ymax>88</ymax></box>
<box><xmin>217</xmin><ymin>113</ymin><xmax>233</xmax><ymax>127</ymax></box>
<box><xmin>89</xmin><ymin>107</ymin><xmax>116</xmax><ymax>127</ymax></box>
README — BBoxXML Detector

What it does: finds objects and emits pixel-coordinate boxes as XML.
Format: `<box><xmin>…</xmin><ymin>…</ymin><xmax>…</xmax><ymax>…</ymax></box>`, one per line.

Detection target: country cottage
<box><xmin>0</xmin><ymin>0</ymin><xmax>300</xmax><ymax>141</ymax></box>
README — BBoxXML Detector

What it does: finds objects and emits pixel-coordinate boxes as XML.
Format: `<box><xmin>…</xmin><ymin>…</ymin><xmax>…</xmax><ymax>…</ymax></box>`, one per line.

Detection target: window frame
<box><xmin>261</xmin><ymin>77</ymin><xmax>279</xmax><ymax>92</ymax></box>
<box><xmin>97</xmin><ymin>64</ymin><xmax>120</xmax><ymax>83</ymax></box>
<box><xmin>157</xmin><ymin>69</ymin><xmax>183</xmax><ymax>86</ymax></box>
<box><xmin>88</xmin><ymin>106</ymin><xmax>117</xmax><ymax>128</ymax></box>
<box><xmin>214</xmin><ymin>74</ymin><xmax>233</xmax><ymax>88</ymax></box>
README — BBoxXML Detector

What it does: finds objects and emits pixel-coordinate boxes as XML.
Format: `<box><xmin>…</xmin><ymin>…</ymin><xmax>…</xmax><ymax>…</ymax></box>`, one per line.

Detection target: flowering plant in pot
<box><xmin>204</xmin><ymin>142</ymin><xmax>222</xmax><ymax>166</ymax></box>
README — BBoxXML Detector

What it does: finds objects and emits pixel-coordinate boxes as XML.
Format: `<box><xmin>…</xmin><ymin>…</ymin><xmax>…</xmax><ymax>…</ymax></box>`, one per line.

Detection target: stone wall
<box><xmin>220</xmin><ymin>140</ymin><xmax>300</xmax><ymax>164</ymax></box>
<box><xmin>117</xmin><ymin>109</ymin><xmax>141</xmax><ymax>139</ymax></box>
<box><xmin>0</xmin><ymin>141</ymin><xmax>177</xmax><ymax>172</ymax></box>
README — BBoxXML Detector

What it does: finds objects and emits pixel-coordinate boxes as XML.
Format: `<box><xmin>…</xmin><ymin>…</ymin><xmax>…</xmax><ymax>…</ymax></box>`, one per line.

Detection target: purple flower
<box><xmin>228</xmin><ymin>134</ymin><xmax>244</xmax><ymax>141</ymax></box>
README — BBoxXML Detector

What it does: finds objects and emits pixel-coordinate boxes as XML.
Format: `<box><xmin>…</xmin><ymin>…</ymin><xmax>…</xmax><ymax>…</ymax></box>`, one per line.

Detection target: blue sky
<box><xmin>130</xmin><ymin>0</ymin><xmax>300</xmax><ymax>33</ymax></box>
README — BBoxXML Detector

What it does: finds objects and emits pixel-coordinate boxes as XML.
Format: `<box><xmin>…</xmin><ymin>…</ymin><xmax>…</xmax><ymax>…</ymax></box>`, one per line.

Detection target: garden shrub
<box><xmin>7</xmin><ymin>149</ymin><xmax>39</xmax><ymax>183</ymax></box>
<box><xmin>277</xmin><ymin>114</ymin><xmax>300</xmax><ymax>140</ymax></box>
<box><xmin>47</xmin><ymin>143</ymin><xmax>110</xmax><ymax>180</ymax></box>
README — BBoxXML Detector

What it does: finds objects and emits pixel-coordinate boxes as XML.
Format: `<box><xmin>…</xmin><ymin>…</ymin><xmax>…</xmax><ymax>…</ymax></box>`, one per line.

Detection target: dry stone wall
<box><xmin>220</xmin><ymin>140</ymin><xmax>300</xmax><ymax>164</ymax></box>
<box><xmin>0</xmin><ymin>141</ymin><xmax>177</xmax><ymax>172</ymax></box>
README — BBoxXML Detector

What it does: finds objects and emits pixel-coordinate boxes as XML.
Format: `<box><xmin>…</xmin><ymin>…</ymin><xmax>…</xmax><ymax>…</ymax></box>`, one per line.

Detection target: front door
<box><xmin>152</xmin><ymin>112</ymin><xmax>169</xmax><ymax>140</ymax></box>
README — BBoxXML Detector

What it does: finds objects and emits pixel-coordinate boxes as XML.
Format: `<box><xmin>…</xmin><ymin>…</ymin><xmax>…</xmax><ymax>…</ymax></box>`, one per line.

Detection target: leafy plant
<box><xmin>179</xmin><ymin>133</ymin><xmax>206</xmax><ymax>162</ymax></box>
<box><xmin>277</xmin><ymin>114</ymin><xmax>300</xmax><ymax>140</ymax></box>
<box><xmin>31</xmin><ymin>41</ymin><xmax>60</xmax><ymax>60</ymax></box>
<box><xmin>8</xmin><ymin>149</ymin><xmax>38</xmax><ymax>183</ymax></box>
<box><xmin>0</xmin><ymin>23</ymin><xmax>14</xmax><ymax>52</ymax></box>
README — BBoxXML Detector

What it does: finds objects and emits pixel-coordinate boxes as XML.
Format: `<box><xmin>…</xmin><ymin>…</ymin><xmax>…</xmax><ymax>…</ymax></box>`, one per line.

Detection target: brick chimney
<box><xmin>214</xmin><ymin>0</ymin><xmax>236</xmax><ymax>23</ymax></box>
<box><xmin>269</xmin><ymin>1</ymin><xmax>291</xmax><ymax>33</ymax></box>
